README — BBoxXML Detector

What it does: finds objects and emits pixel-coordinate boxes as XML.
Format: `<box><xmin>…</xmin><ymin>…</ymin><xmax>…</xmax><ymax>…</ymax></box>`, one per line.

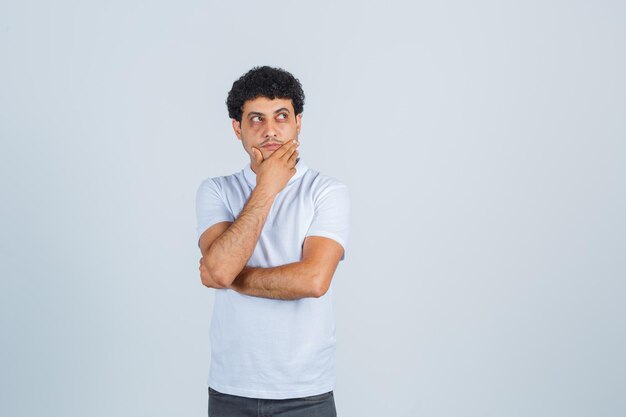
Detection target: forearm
<box><xmin>203</xmin><ymin>185</ymin><xmax>276</xmax><ymax>286</ymax></box>
<box><xmin>228</xmin><ymin>261</ymin><xmax>321</xmax><ymax>300</ymax></box>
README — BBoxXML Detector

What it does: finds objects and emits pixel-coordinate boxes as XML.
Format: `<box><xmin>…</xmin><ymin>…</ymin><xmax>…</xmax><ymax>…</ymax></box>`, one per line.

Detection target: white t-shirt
<box><xmin>195</xmin><ymin>158</ymin><xmax>350</xmax><ymax>399</ymax></box>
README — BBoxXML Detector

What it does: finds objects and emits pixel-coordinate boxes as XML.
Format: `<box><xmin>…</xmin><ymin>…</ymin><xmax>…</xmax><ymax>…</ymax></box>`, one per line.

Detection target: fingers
<box><xmin>287</xmin><ymin>146</ymin><xmax>299</xmax><ymax>165</ymax></box>
<box><xmin>272</xmin><ymin>139</ymin><xmax>299</xmax><ymax>159</ymax></box>
<box><xmin>279</xmin><ymin>140</ymin><xmax>299</xmax><ymax>162</ymax></box>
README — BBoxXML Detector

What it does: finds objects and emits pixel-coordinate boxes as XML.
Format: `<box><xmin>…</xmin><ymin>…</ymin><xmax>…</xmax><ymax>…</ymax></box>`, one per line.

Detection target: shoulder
<box><xmin>197</xmin><ymin>170</ymin><xmax>244</xmax><ymax>194</ymax></box>
<box><xmin>302</xmin><ymin>167</ymin><xmax>349</xmax><ymax>202</ymax></box>
<box><xmin>304</xmin><ymin>166</ymin><xmax>348</xmax><ymax>188</ymax></box>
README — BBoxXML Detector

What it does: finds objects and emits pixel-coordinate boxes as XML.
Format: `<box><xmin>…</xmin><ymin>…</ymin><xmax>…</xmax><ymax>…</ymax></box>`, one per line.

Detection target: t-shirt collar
<box><xmin>243</xmin><ymin>158</ymin><xmax>308</xmax><ymax>188</ymax></box>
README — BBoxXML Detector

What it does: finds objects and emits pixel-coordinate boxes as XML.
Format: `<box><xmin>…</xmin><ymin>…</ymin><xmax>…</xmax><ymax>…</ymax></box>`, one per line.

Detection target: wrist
<box><xmin>253</xmin><ymin>184</ymin><xmax>279</xmax><ymax>201</ymax></box>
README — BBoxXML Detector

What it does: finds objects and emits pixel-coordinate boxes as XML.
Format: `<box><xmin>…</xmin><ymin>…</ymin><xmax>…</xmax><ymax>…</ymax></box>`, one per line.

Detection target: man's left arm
<box><xmin>223</xmin><ymin>236</ymin><xmax>344</xmax><ymax>300</ymax></box>
<box><xmin>200</xmin><ymin>183</ymin><xmax>350</xmax><ymax>300</ymax></box>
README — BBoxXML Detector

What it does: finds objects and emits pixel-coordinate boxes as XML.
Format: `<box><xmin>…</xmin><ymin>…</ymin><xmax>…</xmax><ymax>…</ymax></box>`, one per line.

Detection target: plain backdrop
<box><xmin>1</xmin><ymin>1</ymin><xmax>625</xmax><ymax>416</ymax></box>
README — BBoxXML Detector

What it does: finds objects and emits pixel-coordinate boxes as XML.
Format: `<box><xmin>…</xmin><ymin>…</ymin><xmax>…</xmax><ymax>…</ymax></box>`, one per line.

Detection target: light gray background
<box><xmin>1</xmin><ymin>1</ymin><xmax>624</xmax><ymax>416</ymax></box>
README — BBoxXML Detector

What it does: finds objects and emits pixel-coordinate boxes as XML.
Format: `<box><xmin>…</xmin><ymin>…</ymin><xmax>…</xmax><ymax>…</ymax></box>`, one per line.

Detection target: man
<box><xmin>196</xmin><ymin>66</ymin><xmax>349</xmax><ymax>417</ymax></box>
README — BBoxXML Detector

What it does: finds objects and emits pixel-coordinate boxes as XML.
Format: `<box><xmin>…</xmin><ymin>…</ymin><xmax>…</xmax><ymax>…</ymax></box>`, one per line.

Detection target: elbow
<box><xmin>200</xmin><ymin>258</ymin><xmax>231</xmax><ymax>289</ymax></box>
<box><xmin>208</xmin><ymin>268</ymin><xmax>233</xmax><ymax>288</ymax></box>
<box><xmin>200</xmin><ymin>269</ymin><xmax>218</xmax><ymax>288</ymax></box>
<box><xmin>201</xmin><ymin>276</ymin><xmax>213</xmax><ymax>288</ymax></box>
<box><xmin>201</xmin><ymin>273</ymin><xmax>229</xmax><ymax>289</ymax></box>
<box><xmin>310</xmin><ymin>273</ymin><xmax>331</xmax><ymax>298</ymax></box>
<box><xmin>212</xmin><ymin>274</ymin><xmax>232</xmax><ymax>289</ymax></box>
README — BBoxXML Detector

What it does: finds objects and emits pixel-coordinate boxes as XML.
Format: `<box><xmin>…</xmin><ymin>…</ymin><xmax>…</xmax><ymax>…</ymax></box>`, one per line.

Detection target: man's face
<box><xmin>232</xmin><ymin>96</ymin><xmax>302</xmax><ymax>163</ymax></box>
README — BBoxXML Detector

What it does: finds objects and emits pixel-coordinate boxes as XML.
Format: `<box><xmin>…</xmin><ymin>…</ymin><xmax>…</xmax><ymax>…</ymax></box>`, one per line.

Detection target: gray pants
<box><xmin>208</xmin><ymin>386</ymin><xmax>337</xmax><ymax>417</ymax></box>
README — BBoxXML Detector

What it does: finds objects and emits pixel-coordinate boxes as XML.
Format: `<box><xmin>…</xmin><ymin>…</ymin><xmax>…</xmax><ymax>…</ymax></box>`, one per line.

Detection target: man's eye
<box><xmin>252</xmin><ymin>116</ymin><xmax>262</xmax><ymax>122</ymax></box>
<box><xmin>277</xmin><ymin>113</ymin><xmax>287</xmax><ymax>120</ymax></box>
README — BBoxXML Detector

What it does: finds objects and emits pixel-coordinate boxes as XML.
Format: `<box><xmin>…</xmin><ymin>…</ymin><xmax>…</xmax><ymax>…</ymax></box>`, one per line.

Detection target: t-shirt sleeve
<box><xmin>195</xmin><ymin>178</ymin><xmax>235</xmax><ymax>244</ymax></box>
<box><xmin>305</xmin><ymin>183</ymin><xmax>350</xmax><ymax>261</ymax></box>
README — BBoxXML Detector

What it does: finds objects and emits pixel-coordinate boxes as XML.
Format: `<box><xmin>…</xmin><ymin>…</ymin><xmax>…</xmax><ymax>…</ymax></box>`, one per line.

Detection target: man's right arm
<box><xmin>199</xmin><ymin>184</ymin><xmax>277</xmax><ymax>288</ymax></box>
<box><xmin>198</xmin><ymin>139</ymin><xmax>299</xmax><ymax>288</ymax></box>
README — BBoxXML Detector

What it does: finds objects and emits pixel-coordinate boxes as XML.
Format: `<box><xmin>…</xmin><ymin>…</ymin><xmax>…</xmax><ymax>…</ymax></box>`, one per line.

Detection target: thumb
<box><xmin>252</xmin><ymin>147</ymin><xmax>263</xmax><ymax>164</ymax></box>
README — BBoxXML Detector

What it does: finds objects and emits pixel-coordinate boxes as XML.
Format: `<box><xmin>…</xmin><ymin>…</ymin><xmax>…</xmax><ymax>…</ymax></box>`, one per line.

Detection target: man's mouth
<box><xmin>262</xmin><ymin>142</ymin><xmax>282</xmax><ymax>149</ymax></box>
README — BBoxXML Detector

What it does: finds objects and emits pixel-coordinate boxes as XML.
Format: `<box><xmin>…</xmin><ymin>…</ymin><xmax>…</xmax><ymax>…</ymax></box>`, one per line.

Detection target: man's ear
<box><xmin>232</xmin><ymin>119</ymin><xmax>242</xmax><ymax>139</ymax></box>
<box><xmin>296</xmin><ymin>113</ymin><xmax>302</xmax><ymax>135</ymax></box>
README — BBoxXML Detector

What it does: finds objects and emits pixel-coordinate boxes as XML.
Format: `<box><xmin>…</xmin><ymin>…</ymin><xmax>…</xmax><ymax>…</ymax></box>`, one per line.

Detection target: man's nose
<box><xmin>263</xmin><ymin>119</ymin><xmax>278</xmax><ymax>138</ymax></box>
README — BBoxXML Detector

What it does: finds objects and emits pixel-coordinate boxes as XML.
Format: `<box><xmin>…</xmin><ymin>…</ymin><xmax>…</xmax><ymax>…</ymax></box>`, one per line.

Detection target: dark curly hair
<box><xmin>226</xmin><ymin>66</ymin><xmax>305</xmax><ymax>122</ymax></box>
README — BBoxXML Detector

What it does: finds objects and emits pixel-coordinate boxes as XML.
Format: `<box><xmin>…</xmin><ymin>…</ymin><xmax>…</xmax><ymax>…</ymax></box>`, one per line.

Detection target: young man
<box><xmin>196</xmin><ymin>66</ymin><xmax>350</xmax><ymax>417</ymax></box>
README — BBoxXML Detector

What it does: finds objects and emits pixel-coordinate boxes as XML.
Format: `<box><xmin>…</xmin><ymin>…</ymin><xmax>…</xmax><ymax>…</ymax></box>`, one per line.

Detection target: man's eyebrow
<box><xmin>246</xmin><ymin>108</ymin><xmax>291</xmax><ymax>117</ymax></box>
